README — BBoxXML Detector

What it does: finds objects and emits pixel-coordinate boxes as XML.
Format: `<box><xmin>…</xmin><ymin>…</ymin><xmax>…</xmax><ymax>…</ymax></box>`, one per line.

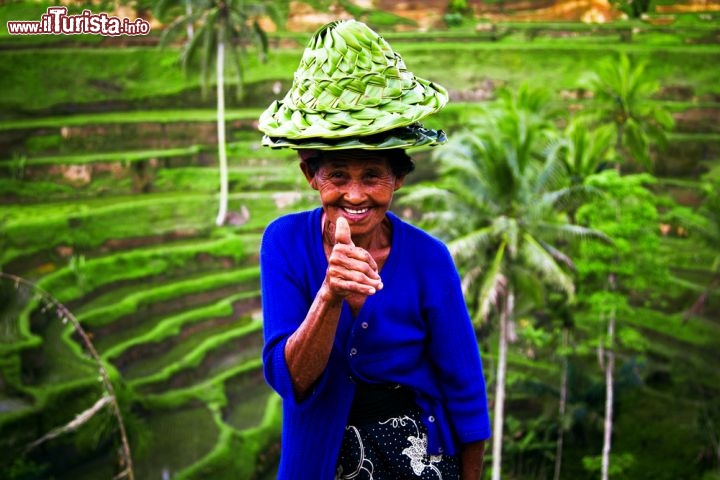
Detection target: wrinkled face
<box><xmin>301</xmin><ymin>150</ymin><xmax>405</xmax><ymax>240</ymax></box>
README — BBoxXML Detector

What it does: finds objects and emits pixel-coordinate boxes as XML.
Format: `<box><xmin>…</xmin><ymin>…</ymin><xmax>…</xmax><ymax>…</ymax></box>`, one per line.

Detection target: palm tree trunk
<box><xmin>215</xmin><ymin>32</ymin><xmax>229</xmax><ymax>227</ymax></box>
<box><xmin>601</xmin><ymin>307</ymin><xmax>615</xmax><ymax>480</ymax></box>
<box><xmin>185</xmin><ymin>0</ymin><xmax>194</xmax><ymax>39</ymax></box>
<box><xmin>553</xmin><ymin>327</ymin><xmax>569</xmax><ymax>480</ymax></box>
<box><xmin>491</xmin><ymin>289</ymin><xmax>513</xmax><ymax>480</ymax></box>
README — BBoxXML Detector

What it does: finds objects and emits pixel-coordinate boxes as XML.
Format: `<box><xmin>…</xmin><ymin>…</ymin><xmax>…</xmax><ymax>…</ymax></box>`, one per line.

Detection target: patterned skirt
<box><xmin>335</xmin><ymin>407</ymin><xmax>460</xmax><ymax>480</ymax></box>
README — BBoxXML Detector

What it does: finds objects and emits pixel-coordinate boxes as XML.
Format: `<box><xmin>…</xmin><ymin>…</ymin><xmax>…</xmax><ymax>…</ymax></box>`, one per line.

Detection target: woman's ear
<box><xmin>299</xmin><ymin>161</ymin><xmax>318</xmax><ymax>190</ymax></box>
<box><xmin>394</xmin><ymin>175</ymin><xmax>406</xmax><ymax>191</ymax></box>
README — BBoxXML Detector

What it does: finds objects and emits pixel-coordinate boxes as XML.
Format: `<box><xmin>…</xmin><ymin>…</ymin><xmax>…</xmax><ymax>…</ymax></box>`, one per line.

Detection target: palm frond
<box><xmin>539</xmin><ymin>184</ymin><xmax>603</xmax><ymax>212</ymax></box>
<box><xmin>474</xmin><ymin>239</ymin><xmax>507</xmax><ymax>324</ymax></box>
<box><xmin>159</xmin><ymin>7</ymin><xmax>204</xmax><ymax>46</ymax></box>
<box><xmin>624</xmin><ymin>117</ymin><xmax>650</xmax><ymax>168</ymax></box>
<box><xmin>225</xmin><ymin>32</ymin><xmax>245</xmax><ymax>97</ymax></box>
<box><xmin>253</xmin><ymin>20</ymin><xmax>269</xmax><ymax>60</ymax></box>
<box><xmin>538</xmin><ymin>239</ymin><xmax>576</xmax><ymax>271</ymax></box>
<box><xmin>197</xmin><ymin>10</ymin><xmax>219</xmax><ymax>93</ymax></box>
<box><xmin>398</xmin><ymin>185</ymin><xmax>456</xmax><ymax>210</ymax></box>
<box><xmin>520</xmin><ymin>233</ymin><xmax>575</xmax><ymax>301</ymax></box>
<box><xmin>263</xmin><ymin>2</ymin><xmax>288</xmax><ymax>30</ymax></box>
<box><xmin>154</xmin><ymin>0</ymin><xmax>176</xmax><ymax>22</ymax></box>
<box><xmin>175</xmin><ymin>24</ymin><xmax>204</xmax><ymax>82</ymax></box>
<box><xmin>536</xmin><ymin>222</ymin><xmax>613</xmax><ymax>244</ymax></box>
<box><xmin>460</xmin><ymin>266</ymin><xmax>483</xmax><ymax>299</ymax></box>
<box><xmin>447</xmin><ymin>226</ymin><xmax>496</xmax><ymax>264</ymax></box>
<box><xmin>533</xmin><ymin>148</ymin><xmax>568</xmax><ymax>195</ymax></box>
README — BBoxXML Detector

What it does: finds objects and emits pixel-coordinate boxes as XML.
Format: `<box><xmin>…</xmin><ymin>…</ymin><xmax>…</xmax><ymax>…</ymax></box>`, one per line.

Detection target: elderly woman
<box><xmin>258</xmin><ymin>20</ymin><xmax>491</xmax><ymax>480</ymax></box>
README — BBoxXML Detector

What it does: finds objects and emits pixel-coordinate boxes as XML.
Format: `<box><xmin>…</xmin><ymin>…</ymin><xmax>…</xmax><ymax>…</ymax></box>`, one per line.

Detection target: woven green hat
<box><xmin>258</xmin><ymin>19</ymin><xmax>448</xmax><ymax>150</ymax></box>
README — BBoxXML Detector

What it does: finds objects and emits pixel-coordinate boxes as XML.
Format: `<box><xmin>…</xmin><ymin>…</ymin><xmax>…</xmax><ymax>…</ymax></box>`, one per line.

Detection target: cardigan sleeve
<box><xmin>259</xmin><ymin>216</ymin><xmax>330</xmax><ymax>407</ymax></box>
<box><xmin>423</xmin><ymin>240</ymin><xmax>492</xmax><ymax>444</ymax></box>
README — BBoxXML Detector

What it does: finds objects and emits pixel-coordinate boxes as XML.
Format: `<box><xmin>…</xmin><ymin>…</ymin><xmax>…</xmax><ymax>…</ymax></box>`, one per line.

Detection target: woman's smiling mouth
<box><xmin>343</xmin><ymin>207</ymin><xmax>370</xmax><ymax>215</ymax></box>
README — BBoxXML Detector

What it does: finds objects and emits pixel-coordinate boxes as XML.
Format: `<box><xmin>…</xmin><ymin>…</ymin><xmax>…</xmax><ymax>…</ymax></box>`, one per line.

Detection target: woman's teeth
<box><xmin>344</xmin><ymin>207</ymin><xmax>369</xmax><ymax>215</ymax></box>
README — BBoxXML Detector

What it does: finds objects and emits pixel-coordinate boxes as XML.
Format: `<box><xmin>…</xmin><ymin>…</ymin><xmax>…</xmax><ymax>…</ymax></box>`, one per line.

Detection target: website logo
<box><xmin>7</xmin><ymin>7</ymin><xmax>151</xmax><ymax>36</ymax></box>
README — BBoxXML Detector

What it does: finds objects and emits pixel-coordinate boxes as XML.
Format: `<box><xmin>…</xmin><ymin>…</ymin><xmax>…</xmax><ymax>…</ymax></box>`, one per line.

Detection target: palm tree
<box><xmin>156</xmin><ymin>0</ymin><xmax>276</xmax><ymax>225</ymax></box>
<box><xmin>542</xmin><ymin>117</ymin><xmax>617</xmax><ymax>479</ymax></box>
<box><xmin>579</xmin><ymin>53</ymin><xmax>674</xmax><ymax>171</ymax></box>
<box><xmin>546</xmin><ymin>118</ymin><xmax>615</xmax><ymax>186</ymax></box>
<box><xmin>401</xmin><ymin>85</ymin><xmax>604</xmax><ymax>480</ymax></box>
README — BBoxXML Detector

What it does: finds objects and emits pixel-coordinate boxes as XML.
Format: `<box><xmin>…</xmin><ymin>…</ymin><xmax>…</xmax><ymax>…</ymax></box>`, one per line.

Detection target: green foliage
<box><xmin>4</xmin><ymin>457</ymin><xmax>49</xmax><ymax>480</ymax></box>
<box><xmin>572</xmin><ymin>171</ymin><xmax>670</xmax><ymax>375</ymax></box>
<box><xmin>448</xmin><ymin>0</ymin><xmax>472</xmax><ymax>15</ymax></box>
<box><xmin>444</xmin><ymin>0</ymin><xmax>473</xmax><ymax>27</ymax></box>
<box><xmin>129</xmin><ymin>320</ymin><xmax>261</xmax><ymax>392</ymax></box>
<box><xmin>38</xmin><ymin>234</ymin><xmax>250</xmax><ymax>305</ymax></box>
<box><xmin>2</xmin><ymin>9</ymin><xmax>719</xmax><ymax>478</ymax></box>
<box><xmin>575</xmin><ymin>171</ymin><xmax>667</xmax><ymax>292</ymax></box>
<box><xmin>8</xmin><ymin>154</ymin><xmax>27</xmax><ymax>180</ymax></box>
<box><xmin>693</xmin><ymin>178</ymin><xmax>720</xmax><ymax>273</ymax></box>
<box><xmin>609</xmin><ymin>0</ymin><xmax>654</xmax><ymax>19</ymax></box>
<box><xmin>402</xmin><ymin>84</ymin><xmax>603</xmax><ymax>325</ymax></box>
<box><xmin>582</xmin><ymin>452</ymin><xmax>635</xmax><ymax>475</ymax></box>
<box><xmin>69</xmin><ymin>254</ymin><xmax>87</xmax><ymax>295</ymax></box>
<box><xmin>545</xmin><ymin>118</ymin><xmax>615</xmax><ymax>184</ymax></box>
<box><xmin>102</xmin><ymin>290</ymin><xmax>258</xmax><ymax>362</ymax></box>
<box><xmin>578</xmin><ymin>53</ymin><xmax>675</xmax><ymax>171</ymax></box>
<box><xmin>173</xmin><ymin>394</ymin><xmax>281</xmax><ymax>479</ymax></box>
<box><xmin>78</xmin><ymin>266</ymin><xmax>258</xmax><ymax>327</ymax></box>
<box><xmin>156</xmin><ymin>0</ymin><xmax>272</xmax><ymax>98</ymax></box>
<box><xmin>0</xmin><ymin>194</ymin><xmax>216</xmax><ymax>267</ymax></box>
<box><xmin>1</xmin><ymin>39</ymin><xmax>717</xmax><ymax>116</ymax></box>
<box><xmin>336</xmin><ymin>0</ymin><xmax>417</xmax><ymax>30</ymax></box>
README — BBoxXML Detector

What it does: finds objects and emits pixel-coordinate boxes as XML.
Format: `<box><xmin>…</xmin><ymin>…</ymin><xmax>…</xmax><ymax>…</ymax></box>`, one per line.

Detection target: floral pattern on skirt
<box><xmin>335</xmin><ymin>408</ymin><xmax>460</xmax><ymax>480</ymax></box>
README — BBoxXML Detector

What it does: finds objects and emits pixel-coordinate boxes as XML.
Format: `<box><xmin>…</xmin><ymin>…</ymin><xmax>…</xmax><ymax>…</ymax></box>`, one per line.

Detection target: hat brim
<box><xmin>261</xmin><ymin>124</ymin><xmax>447</xmax><ymax>150</ymax></box>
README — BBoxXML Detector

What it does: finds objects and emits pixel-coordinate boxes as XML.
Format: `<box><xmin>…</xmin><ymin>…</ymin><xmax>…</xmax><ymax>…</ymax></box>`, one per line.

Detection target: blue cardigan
<box><xmin>260</xmin><ymin>208</ymin><xmax>491</xmax><ymax>479</ymax></box>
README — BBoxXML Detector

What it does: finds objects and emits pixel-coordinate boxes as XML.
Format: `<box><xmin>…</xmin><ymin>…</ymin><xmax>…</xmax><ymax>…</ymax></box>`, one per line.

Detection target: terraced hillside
<box><xmin>1</xmin><ymin>3</ymin><xmax>720</xmax><ymax>479</ymax></box>
<box><xmin>0</xmin><ymin>105</ymin><xmax>316</xmax><ymax>478</ymax></box>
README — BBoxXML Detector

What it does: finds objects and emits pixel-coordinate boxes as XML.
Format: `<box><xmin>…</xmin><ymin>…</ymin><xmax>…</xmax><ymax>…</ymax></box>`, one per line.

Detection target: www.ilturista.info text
<box><xmin>7</xmin><ymin>7</ymin><xmax>151</xmax><ymax>36</ymax></box>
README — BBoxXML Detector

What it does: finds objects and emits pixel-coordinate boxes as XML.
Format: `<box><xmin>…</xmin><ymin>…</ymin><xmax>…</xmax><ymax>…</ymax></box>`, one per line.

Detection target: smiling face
<box><xmin>301</xmin><ymin>149</ymin><xmax>405</xmax><ymax>248</ymax></box>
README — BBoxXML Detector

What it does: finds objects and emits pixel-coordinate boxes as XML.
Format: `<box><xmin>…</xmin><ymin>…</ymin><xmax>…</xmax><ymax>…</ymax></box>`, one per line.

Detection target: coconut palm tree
<box><xmin>579</xmin><ymin>53</ymin><xmax>674</xmax><ymax>171</ymax></box>
<box><xmin>546</xmin><ymin>118</ymin><xmax>615</xmax><ymax>186</ymax></box>
<box><xmin>156</xmin><ymin>0</ymin><xmax>277</xmax><ymax>225</ymax></box>
<box><xmin>401</xmin><ymin>85</ymin><xmax>605</xmax><ymax>480</ymax></box>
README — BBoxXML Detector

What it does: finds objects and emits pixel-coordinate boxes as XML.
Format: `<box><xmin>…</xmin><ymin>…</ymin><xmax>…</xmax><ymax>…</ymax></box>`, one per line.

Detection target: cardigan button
<box><xmin>428</xmin><ymin>415</ymin><xmax>435</xmax><ymax>423</ymax></box>
<box><xmin>361</xmin><ymin>322</ymin><xmax>369</xmax><ymax>329</ymax></box>
<box><xmin>349</xmin><ymin>348</ymin><xmax>357</xmax><ymax>356</ymax></box>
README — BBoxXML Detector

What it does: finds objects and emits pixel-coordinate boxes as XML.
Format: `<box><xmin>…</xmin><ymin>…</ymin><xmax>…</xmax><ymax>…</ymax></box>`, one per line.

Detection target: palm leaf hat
<box><xmin>258</xmin><ymin>19</ymin><xmax>449</xmax><ymax>150</ymax></box>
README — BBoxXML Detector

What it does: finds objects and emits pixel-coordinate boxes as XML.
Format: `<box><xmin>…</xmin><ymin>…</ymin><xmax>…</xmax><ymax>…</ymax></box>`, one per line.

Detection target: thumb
<box><xmin>335</xmin><ymin>216</ymin><xmax>353</xmax><ymax>246</ymax></box>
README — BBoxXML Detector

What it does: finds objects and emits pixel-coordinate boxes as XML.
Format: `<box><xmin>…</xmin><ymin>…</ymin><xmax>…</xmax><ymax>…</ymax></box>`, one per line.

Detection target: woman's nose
<box><xmin>344</xmin><ymin>180</ymin><xmax>366</xmax><ymax>202</ymax></box>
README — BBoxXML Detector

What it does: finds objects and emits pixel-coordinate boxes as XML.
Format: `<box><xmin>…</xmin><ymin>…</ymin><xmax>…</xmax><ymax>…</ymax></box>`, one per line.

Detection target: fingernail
<box><xmin>368</xmin><ymin>287</ymin><xmax>376</xmax><ymax>295</ymax></box>
<box><xmin>377</xmin><ymin>282</ymin><xmax>384</xmax><ymax>290</ymax></box>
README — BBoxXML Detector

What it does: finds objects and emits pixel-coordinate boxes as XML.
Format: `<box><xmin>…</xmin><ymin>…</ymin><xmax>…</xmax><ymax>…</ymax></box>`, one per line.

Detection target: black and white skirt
<box><xmin>335</xmin><ymin>408</ymin><xmax>460</xmax><ymax>480</ymax></box>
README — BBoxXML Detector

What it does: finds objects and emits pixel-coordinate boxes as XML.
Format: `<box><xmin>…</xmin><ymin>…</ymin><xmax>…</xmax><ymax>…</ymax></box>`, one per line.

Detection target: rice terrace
<box><xmin>0</xmin><ymin>0</ymin><xmax>719</xmax><ymax>479</ymax></box>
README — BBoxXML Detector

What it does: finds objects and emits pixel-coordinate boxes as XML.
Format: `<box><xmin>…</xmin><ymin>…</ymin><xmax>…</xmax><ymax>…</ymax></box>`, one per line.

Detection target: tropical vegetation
<box><xmin>1</xmin><ymin>1</ymin><xmax>719</xmax><ymax>479</ymax></box>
